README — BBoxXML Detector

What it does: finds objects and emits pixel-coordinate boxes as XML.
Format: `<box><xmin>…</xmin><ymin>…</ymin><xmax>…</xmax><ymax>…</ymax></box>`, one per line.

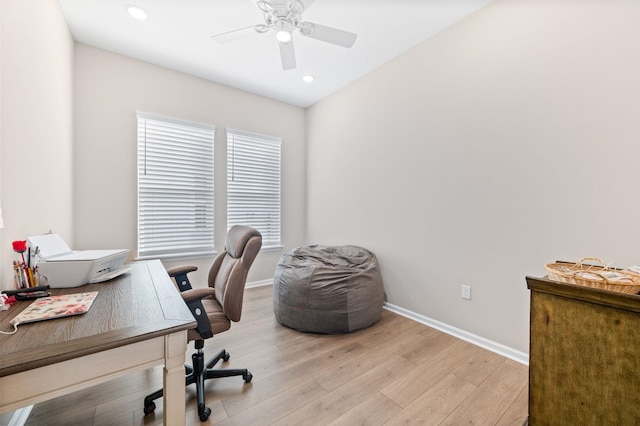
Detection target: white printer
<box><xmin>27</xmin><ymin>234</ymin><xmax>130</xmax><ymax>288</ymax></box>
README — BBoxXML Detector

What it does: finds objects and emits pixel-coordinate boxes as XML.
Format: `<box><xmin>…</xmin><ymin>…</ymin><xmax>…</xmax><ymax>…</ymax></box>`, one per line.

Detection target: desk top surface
<box><xmin>0</xmin><ymin>260</ymin><xmax>196</xmax><ymax>377</ymax></box>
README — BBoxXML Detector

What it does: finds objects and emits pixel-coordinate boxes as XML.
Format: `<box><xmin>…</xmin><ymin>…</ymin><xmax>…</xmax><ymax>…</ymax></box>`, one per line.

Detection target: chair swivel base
<box><xmin>143</xmin><ymin>345</ymin><xmax>252</xmax><ymax>422</ymax></box>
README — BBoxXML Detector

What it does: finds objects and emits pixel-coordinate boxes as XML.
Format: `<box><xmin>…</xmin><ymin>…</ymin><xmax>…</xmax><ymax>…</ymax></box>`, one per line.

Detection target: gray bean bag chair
<box><xmin>273</xmin><ymin>245</ymin><xmax>384</xmax><ymax>334</ymax></box>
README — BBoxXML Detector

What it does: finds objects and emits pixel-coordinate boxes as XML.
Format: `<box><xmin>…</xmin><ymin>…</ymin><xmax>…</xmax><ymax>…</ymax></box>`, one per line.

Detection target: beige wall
<box><xmin>0</xmin><ymin>0</ymin><xmax>74</xmax><ymax>289</ymax></box>
<box><xmin>306</xmin><ymin>0</ymin><xmax>640</xmax><ymax>353</ymax></box>
<box><xmin>73</xmin><ymin>44</ymin><xmax>306</xmax><ymax>284</ymax></box>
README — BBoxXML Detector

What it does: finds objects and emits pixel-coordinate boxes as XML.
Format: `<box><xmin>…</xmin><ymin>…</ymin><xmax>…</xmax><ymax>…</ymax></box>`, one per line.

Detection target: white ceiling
<box><xmin>58</xmin><ymin>0</ymin><xmax>493</xmax><ymax>108</ymax></box>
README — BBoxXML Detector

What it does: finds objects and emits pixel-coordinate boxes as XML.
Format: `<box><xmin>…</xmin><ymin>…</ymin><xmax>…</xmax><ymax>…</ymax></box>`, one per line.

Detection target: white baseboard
<box><xmin>244</xmin><ymin>281</ymin><xmax>528</xmax><ymax>364</ymax></box>
<box><xmin>383</xmin><ymin>302</ymin><xmax>529</xmax><ymax>365</ymax></box>
<box><xmin>246</xmin><ymin>279</ymin><xmax>273</xmax><ymax>289</ymax></box>
<box><xmin>8</xmin><ymin>406</ymin><xmax>33</xmax><ymax>426</ymax></box>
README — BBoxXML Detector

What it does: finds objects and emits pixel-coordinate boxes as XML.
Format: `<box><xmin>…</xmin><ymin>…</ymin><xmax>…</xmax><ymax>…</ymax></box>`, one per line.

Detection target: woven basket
<box><xmin>545</xmin><ymin>257</ymin><xmax>640</xmax><ymax>295</ymax></box>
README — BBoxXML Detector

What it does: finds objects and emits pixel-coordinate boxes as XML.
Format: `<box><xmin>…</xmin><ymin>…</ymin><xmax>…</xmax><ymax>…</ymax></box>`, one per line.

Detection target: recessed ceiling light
<box><xmin>303</xmin><ymin>75</ymin><xmax>315</xmax><ymax>83</ymax></box>
<box><xmin>125</xmin><ymin>4</ymin><xmax>148</xmax><ymax>21</ymax></box>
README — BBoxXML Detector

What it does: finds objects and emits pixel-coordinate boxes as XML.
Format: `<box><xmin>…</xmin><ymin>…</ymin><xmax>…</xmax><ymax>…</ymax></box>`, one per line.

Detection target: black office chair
<box><xmin>143</xmin><ymin>225</ymin><xmax>262</xmax><ymax>421</ymax></box>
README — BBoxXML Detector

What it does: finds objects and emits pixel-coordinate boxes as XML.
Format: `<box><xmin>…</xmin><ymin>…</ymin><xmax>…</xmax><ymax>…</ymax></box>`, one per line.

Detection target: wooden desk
<box><xmin>526</xmin><ymin>276</ymin><xmax>640</xmax><ymax>425</ymax></box>
<box><xmin>0</xmin><ymin>260</ymin><xmax>196</xmax><ymax>425</ymax></box>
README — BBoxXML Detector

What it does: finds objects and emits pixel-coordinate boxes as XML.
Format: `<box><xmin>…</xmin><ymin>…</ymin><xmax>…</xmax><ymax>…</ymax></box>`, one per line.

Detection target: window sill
<box><xmin>136</xmin><ymin>245</ymin><xmax>282</xmax><ymax>262</ymax></box>
<box><xmin>135</xmin><ymin>251</ymin><xmax>217</xmax><ymax>262</ymax></box>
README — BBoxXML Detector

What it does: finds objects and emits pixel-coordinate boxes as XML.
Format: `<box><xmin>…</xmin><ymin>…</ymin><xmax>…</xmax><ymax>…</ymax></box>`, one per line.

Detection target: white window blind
<box><xmin>227</xmin><ymin>129</ymin><xmax>281</xmax><ymax>249</ymax></box>
<box><xmin>137</xmin><ymin>112</ymin><xmax>215</xmax><ymax>259</ymax></box>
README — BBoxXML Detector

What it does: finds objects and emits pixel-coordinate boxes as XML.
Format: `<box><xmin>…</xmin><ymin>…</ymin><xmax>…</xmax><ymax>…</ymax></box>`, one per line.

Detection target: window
<box><xmin>227</xmin><ymin>129</ymin><xmax>281</xmax><ymax>249</ymax></box>
<box><xmin>137</xmin><ymin>112</ymin><xmax>215</xmax><ymax>259</ymax></box>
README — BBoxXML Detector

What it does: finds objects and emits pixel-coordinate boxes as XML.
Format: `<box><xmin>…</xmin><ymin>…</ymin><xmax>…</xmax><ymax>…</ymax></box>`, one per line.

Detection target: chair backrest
<box><xmin>208</xmin><ymin>225</ymin><xmax>262</xmax><ymax>322</ymax></box>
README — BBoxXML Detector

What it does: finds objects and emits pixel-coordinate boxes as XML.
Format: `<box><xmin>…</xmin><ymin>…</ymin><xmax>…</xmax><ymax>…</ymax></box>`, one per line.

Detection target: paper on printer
<box><xmin>27</xmin><ymin>234</ymin><xmax>130</xmax><ymax>288</ymax></box>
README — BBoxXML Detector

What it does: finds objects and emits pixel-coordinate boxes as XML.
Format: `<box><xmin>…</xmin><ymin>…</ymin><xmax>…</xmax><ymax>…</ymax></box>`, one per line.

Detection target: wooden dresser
<box><xmin>526</xmin><ymin>276</ymin><xmax>640</xmax><ymax>425</ymax></box>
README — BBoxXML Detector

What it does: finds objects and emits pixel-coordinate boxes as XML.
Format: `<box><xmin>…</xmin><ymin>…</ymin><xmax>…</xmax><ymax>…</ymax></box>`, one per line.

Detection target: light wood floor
<box><xmin>5</xmin><ymin>285</ymin><xmax>529</xmax><ymax>425</ymax></box>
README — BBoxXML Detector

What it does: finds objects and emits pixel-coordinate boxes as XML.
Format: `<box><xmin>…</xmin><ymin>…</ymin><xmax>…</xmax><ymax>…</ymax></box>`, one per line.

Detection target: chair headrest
<box><xmin>226</xmin><ymin>225</ymin><xmax>262</xmax><ymax>258</ymax></box>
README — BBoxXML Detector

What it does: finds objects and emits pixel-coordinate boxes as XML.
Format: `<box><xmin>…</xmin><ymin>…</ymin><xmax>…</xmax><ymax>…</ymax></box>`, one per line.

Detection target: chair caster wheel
<box><xmin>243</xmin><ymin>372</ymin><xmax>253</xmax><ymax>383</ymax></box>
<box><xmin>222</xmin><ymin>350</ymin><xmax>230</xmax><ymax>362</ymax></box>
<box><xmin>143</xmin><ymin>401</ymin><xmax>156</xmax><ymax>415</ymax></box>
<box><xmin>199</xmin><ymin>407</ymin><xmax>211</xmax><ymax>421</ymax></box>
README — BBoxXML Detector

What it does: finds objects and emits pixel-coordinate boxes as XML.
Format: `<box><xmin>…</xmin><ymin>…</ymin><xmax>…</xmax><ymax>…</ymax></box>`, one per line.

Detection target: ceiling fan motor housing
<box><xmin>261</xmin><ymin>0</ymin><xmax>304</xmax><ymax>30</ymax></box>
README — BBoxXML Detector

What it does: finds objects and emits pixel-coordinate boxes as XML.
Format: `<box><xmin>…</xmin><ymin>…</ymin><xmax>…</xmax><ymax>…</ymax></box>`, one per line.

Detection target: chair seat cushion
<box><xmin>273</xmin><ymin>245</ymin><xmax>384</xmax><ymax>334</ymax></box>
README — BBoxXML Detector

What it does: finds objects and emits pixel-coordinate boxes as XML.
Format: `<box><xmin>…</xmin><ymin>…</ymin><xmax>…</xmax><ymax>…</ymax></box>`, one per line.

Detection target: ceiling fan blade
<box><xmin>211</xmin><ymin>25</ymin><xmax>266</xmax><ymax>44</ymax></box>
<box><xmin>279</xmin><ymin>40</ymin><xmax>296</xmax><ymax>70</ymax></box>
<box><xmin>299</xmin><ymin>22</ymin><xmax>357</xmax><ymax>48</ymax></box>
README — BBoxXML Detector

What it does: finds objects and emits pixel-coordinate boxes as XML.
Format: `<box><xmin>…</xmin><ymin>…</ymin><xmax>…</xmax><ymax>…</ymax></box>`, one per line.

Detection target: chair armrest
<box><xmin>167</xmin><ymin>265</ymin><xmax>198</xmax><ymax>292</ymax></box>
<box><xmin>181</xmin><ymin>287</ymin><xmax>216</xmax><ymax>340</ymax></box>
<box><xmin>167</xmin><ymin>265</ymin><xmax>198</xmax><ymax>277</ymax></box>
<box><xmin>181</xmin><ymin>287</ymin><xmax>215</xmax><ymax>303</ymax></box>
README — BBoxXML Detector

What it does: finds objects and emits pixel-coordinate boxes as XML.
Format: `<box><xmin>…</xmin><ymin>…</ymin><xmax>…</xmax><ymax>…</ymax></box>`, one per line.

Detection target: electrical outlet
<box><xmin>461</xmin><ymin>285</ymin><xmax>472</xmax><ymax>300</ymax></box>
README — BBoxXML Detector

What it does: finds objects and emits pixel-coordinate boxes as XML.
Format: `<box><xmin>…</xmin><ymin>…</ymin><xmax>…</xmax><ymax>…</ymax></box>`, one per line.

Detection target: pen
<box><xmin>20</xmin><ymin>263</ymin><xmax>28</xmax><ymax>288</ymax></box>
<box><xmin>27</xmin><ymin>266</ymin><xmax>35</xmax><ymax>287</ymax></box>
<box><xmin>13</xmin><ymin>261</ymin><xmax>20</xmax><ymax>290</ymax></box>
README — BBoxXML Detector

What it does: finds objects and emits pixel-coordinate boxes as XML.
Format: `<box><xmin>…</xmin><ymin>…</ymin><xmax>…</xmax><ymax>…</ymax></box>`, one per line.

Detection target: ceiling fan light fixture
<box><xmin>125</xmin><ymin>4</ymin><xmax>148</xmax><ymax>21</ymax></box>
<box><xmin>276</xmin><ymin>30</ymin><xmax>291</xmax><ymax>43</ymax></box>
<box><xmin>275</xmin><ymin>21</ymin><xmax>292</xmax><ymax>43</ymax></box>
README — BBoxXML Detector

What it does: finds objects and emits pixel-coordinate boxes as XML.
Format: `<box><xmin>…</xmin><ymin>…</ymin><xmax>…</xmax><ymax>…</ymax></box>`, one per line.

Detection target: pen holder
<box><xmin>34</xmin><ymin>269</ymin><xmax>47</xmax><ymax>287</ymax></box>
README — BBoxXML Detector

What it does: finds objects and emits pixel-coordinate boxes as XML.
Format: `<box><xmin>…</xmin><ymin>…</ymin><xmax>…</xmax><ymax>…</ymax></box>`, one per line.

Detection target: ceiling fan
<box><xmin>211</xmin><ymin>0</ymin><xmax>358</xmax><ymax>70</ymax></box>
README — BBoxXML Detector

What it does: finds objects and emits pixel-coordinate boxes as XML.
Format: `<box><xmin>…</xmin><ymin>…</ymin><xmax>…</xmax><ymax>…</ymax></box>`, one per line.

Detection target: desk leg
<box><xmin>164</xmin><ymin>331</ymin><xmax>188</xmax><ymax>426</ymax></box>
